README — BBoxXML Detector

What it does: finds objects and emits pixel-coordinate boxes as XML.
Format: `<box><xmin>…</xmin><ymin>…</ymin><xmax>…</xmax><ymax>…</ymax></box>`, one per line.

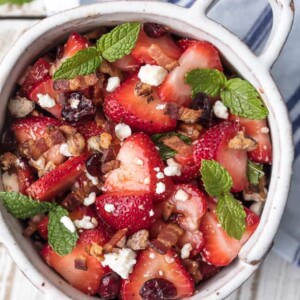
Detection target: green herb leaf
<box><xmin>97</xmin><ymin>22</ymin><xmax>141</xmax><ymax>62</ymax></box>
<box><xmin>156</xmin><ymin>143</ymin><xmax>178</xmax><ymax>160</ymax></box>
<box><xmin>48</xmin><ymin>205</ymin><xmax>78</xmax><ymax>256</ymax></box>
<box><xmin>216</xmin><ymin>193</ymin><xmax>246</xmax><ymax>240</ymax></box>
<box><xmin>53</xmin><ymin>47</ymin><xmax>102</xmax><ymax>80</ymax></box>
<box><xmin>151</xmin><ymin>132</ymin><xmax>191</xmax><ymax>145</ymax></box>
<box><xmin>247</xmin><ymin>160</ymin><xmax>265</xmax><ymax>185</ymax></box>
<box><xmin>0</xmin><ymin>192</ymin><xmax>53</xmax><ymax>219</ymax></box>
<box><xmin>220</xmin><ymin>78</ymin><xmax>268</xmax><ymax>119</ymax></box>
<box><xmin>185</xmin><ymin>68</ymin><xmax>227</xmax><ymax>98</ymax></box>
<box><xmin>200</xmin><ymin>160</ymin><xmax>233</xmax><ymax>197</ymax></box>
<box><xmin>0</xmin><ymin>0</ymin><xmax>32</xmax><ymax>4</ymax></box>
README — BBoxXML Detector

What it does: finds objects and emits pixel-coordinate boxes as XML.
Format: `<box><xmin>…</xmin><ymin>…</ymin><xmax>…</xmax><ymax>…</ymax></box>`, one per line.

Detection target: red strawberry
<box><xmin>230</xmin><ymin>115</ymin><xmax>272</xmax><ymax>163</ymax></box>
<box><xmin>11</xmin><ymin>116</ymin><xmax>62</xmax><ymax>144</ymax></box>
<box><xmin>103</xmin><ymin>133</ymin><xmax>173</xmax><ymax>202</ymax></box>
<box><xmin>76</xmin><ymin>120</ymin><xmax>103</xmax><ymax>140</ymax></box>
<box><xmin>26</xmin><ymin>155</ymin><xmax>88</xmax><ymax>201</ymax></box>
<box><xmin>62</xmin><ymin>32</ymin><xmax>89</xmax><ymax>59</ymax></box>
<box><xmin>177</xmin><ymin>39</ymin><xmax>200</xmax><ymax>51</ymax></box>
<box><xmin>158</xmin><ymin>41</ymin><xmax>223</xmax><ymax>107</ymax></box>
<box><xmin>178</xmin><ymin>230</ymin><xmax>205</xmax><ymax>257</ymax></box>
<box><xmin>41</xmin><ymin>227</ymin><xmax>110</xmax><ymax>296</ymax></box>
<box><xmin>200</xmin><ymin>200</ymin><xmax>260</xmax><ymax>267</ymax></box>
<box><xmin>112</xmin><ymin>54</ymin><xmax>140</xmax><ymax>71</ymax></box>
<box><xmin>15</xmin><ymin>159</ymin><xmax>37</xmax><ymax>194</ymax></box>
<box><xmin>29</xmin><ymin>77</ymin><xmax>62</xmax><ymax>119</ymax></box>
<box><xmin>37</xmin><ymin>216</ymin><xmax>49</xmax><ymax>240</ymax></box>
<box><xmin>95</xmin><ymin>192</ymin><xmax>155</xmax><ymax>234</ymax></box>
<box><xmin>131</xmin><ymin>29</ymin><xmax>182</xmax><ymax>65</ymax></box>
<box><xmin>193</xmin><ymin>121</ymin><xmax>249</xmax><ymax>192</ymax></box>
<box><xmin>104</xmin><ymin>76</ymin><xmax>176</xmax><ymax>134</ymax></box>
<box><xmin>19</xmin><ymin>58</ymin><xmax>50</xmax><ymax>97</ymax></box>
<box><xmin>197</xmin><ymin>257</ymin><xmax>220</xmax><ymax>281</ymax></box>
<box><xmin>121</xmin><ymin>248</ymin><xmax>194</xmax><ymax>300</ymax></box>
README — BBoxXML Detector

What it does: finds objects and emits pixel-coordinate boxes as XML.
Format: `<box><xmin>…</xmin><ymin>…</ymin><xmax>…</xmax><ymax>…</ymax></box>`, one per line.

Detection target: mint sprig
<box><xmin>247</xmin><ymin>160</ymin><xmax>265</xmax><ymax>185</ymax></box>
<box><xmin>185</xmin><ymin>69</ymin><xmax>268</xmax><ymax>120</ymax></box>
<box><xmin>0</xmin><ymin>0</ymin><xmax>32</xmax><ymax>4</ymax></box>
<box><xmin>200</xmin><ymin>160</ymin><xmax>246</xmax><ymax>240</ymax></box>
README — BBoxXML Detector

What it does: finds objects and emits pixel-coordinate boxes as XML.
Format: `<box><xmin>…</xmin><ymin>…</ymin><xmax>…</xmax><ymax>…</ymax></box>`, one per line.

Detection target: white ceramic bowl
<box><xmin>0</xmin><ymin>1</ymin><xmax>295</xmax><ymax>299</ymax></box>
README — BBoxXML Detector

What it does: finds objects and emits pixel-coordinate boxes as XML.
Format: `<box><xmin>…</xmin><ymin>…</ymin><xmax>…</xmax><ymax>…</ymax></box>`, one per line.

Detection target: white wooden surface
<box><xmin>0</xmin><ymin>16</ymin><xmax>299</xmax><ymax>300</ymax></box>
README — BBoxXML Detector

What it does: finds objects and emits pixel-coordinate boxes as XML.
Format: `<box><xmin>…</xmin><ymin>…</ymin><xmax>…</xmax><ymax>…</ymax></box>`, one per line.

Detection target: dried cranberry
<box><xmin>61</xmin><ymin>92</ymin><xmax>96</xmax><ymax>123</ymax></box>
<box><xmin>1</xmin><ymin>129</ymin><xmax>17</xmax><ymax>153</ymax></box>
<box><xmin>98</xmin><ymin>272</ymin><xmax>121</xmax><ymax>299</ymax></box>
<box><xmin>139</xmin><ymin>278</ymin><xmax>177</xmax><ymax>300</ymax></box>
<box><xmin>86</xmin><ymin>153</ymin><xmax>103</xmax><ymax>178</ymax></box>
<box><xmin>144</xmin><ymin>23</ymin><xmax>167</xmax><ymax>38</ymax></box>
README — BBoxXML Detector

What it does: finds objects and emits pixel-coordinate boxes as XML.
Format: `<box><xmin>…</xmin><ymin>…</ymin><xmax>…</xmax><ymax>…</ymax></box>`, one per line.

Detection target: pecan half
<box><xmin>177</xmin><ymin>123</ymin><xmax>203</xmax><ymax>141</ymax></box>
<box><xmin>228</xmin><ymin>131</ymin><xmax>258</xmax><ymax>151</ymax></box>
<box><xmin>67</xmin><ymin>132</ymin><xmax>86</xmax><ymax>156</ymax></box>
<box><xmin>178</xmin><ymin>107</ymin><xmax>203</xmax><ymax>124</ymax></box>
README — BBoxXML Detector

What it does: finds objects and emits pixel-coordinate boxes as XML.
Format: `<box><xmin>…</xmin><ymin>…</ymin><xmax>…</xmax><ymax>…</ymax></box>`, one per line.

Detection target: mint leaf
<box><xmin>247</xmin><ymin>160</ymin><xmax>264</xmax><ymax>185</ymax></box>
<box><xmin>0</xmin><ymin>192</ymin><xmax>53</xmax><ymax>219</ymax></box>
<box><xmin>151</xmin><ymin>131</ymin><xmax>191</xmax><ymax>145</ymax></box>
<box><xmin>48</xmin><ymin>205</ymin><xmax>78</xmax><ymax>256</ymax></box>
<box><xmin>156</xmin><ymin>143</ymin><xmax>177</xmax><ymax>160</ymax></box>
<box><xmin>216</xmin><ymin>193</ymin><xmax>246</xmax><ymax>240</ymax></box>
<box><xmin>0</xmin><ymin>0</ymin><xmax>32</xmax><ymax>4</ymax></box>
<box><xmin>185</xmin><ymin>69</ymin><xmax>226</xmax><ymax>98</ymax></box>
<box><xmin>97</xmin><ymin>22</ymin><xmax>141</xmax><ymax>62</ymax></box>
<box><xmin>53</xmin><ymin>47</ymin><xmax>102</xmax><ymax>80</ymax></box>
<box><xmin>220</xmin><ymin>78</ymin><xmax>268</xmax><ymax>119</ymax></box>
<box><xmin>200</xmin><ymin>160</ymin><xmax>233</xmax><ymax>197</ymax></box>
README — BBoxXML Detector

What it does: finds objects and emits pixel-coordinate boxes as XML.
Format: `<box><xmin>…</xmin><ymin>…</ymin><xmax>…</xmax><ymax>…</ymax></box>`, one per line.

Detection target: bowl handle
<box><xmin>189</xmin><ymin>0</ymin><xmax>294</xmax><ymax>70</ymax></box>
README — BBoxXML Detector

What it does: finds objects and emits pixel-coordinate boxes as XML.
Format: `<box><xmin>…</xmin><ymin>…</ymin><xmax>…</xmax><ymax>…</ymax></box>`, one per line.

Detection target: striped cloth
<box><xmin>44</xmin><ymin>0</ymin><xmax>300</xmax><ymax>265</ymax></box>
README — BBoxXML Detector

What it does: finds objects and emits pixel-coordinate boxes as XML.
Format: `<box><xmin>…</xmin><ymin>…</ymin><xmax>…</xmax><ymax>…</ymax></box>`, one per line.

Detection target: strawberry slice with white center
<box><xmin>104</xmin><ymin>133</ymin><xmax>173</xmax><ymax>202</ymax></box>
<box><xmin>194</xmin><ymin>121</ymin><xmax>249</xmax><ymax>192</ymax></box>
<box><xmin>104</xmin><ymin>75</ymin><xmax>176</xmax><ymax>134</ymax></box>
<box><xmin>200</xmin><ymin>200</ymin><xmax>260</xmax><ymax>267</ymax></box>
<box><xmin>121</xmin><ymin>248</ymin><xmax>194</xmax><ymax>300</ymax></box>
<box><xmin>158</xmin><ymin>41</ymin><xmax>223</xmax><ymax>107</ymax></box>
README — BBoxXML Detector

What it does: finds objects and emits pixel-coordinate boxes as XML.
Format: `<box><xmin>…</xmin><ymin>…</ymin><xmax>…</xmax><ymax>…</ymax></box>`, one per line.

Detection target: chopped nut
<box><xmin>103</xmin><ymin>228</ymin><xmax>128</xmax><ymax>253</ymax></box>
<box><xmin>30</xmin><ymin>137</ymin><xmax>49</xmax><ymax>160</ymax></box>
<box><xmin>148</xmin><ymin>44</ymin><xmax>178</xmax><ymax>71</ymax></box>
<box><xmin>116</xmin><ymin>236</ymin><xmax>127</xmax><ymax>248</ymax></box>
<box><xmin>0</xmin><ymin>152</ymin><xmax>18</xmax><ymax>171</ymax></box>
<box><xmin>228</xmin><ymin>131</ymin><xmax>258</xmax><ymax>151</ymax></box>
<box><xmin>88</xmin><ymin>243</ymin><xmax>104</xmax><ymax>262</ymax></box>
<box><xmin>134</xmin><ymin>82</ymin><xmax>153</xmax><ymax>97</ymax></box>
<box><xmin>18</xmin><ymin>139</ymin><xmax>35</xmax><ymax>159</ymax></box>
<box><xmin>183</xmin><ymin>259</ymin><xmax>203</xmax><ymax>283</ymax></box>
<box><xmin>100</xmin><ymin>132</ymin><xmax>113</xmax><ymax>149</ymax></box>
<box><xmin>44</xmin><ymin>161</ymin><xmax>57</xmax><ymax>173</ymax></box>
<box><xmin>87</xmin><ymin>136</ymin><xmax>101</xmax><ymax>152</ymax></box>
<box><xmin>126</xmin><ymin>230</ymin><xmax>149</xmax><ymax>251</ymax></box>
<box><xmin>69</xmin><ymin>74</ymin><xmax>99</xmax><ymax>91</ymax></box>
<box><xmin>59</xmin><ymin>125</ymin><xmax>77</xmax><ymax>137</ymax></box>
<box><xmin>67</xmin><ymin>132</ymin><xmax>86</xmax><ymax>156</ymax></box>
<box><xmin>8</xmin><ymin>96</ymin><xmax>35</xmax><ymax>118</ymax></box>
<box><xmin>177</xmin><ymin>123</ymin><xmax>203</xmax><ymax>141</ymax></box>
<box><xmin>178</xmin><ymin>107</ymin><xmax>203</xmax><ymax>124</ymax></box>
<box><xmin>161</xmin><ymin>135</ymin><xmax>191</xmax><ymax>154</ymax></box>
<box><xmin>101</xmin><ymin>160</ymin><xmax>121</xmax><ymax>174</ymax></box>
<box><xmin>74</xmin><ymin>256</ymin><xmax>88</xmax><ymax>271</ymax></box>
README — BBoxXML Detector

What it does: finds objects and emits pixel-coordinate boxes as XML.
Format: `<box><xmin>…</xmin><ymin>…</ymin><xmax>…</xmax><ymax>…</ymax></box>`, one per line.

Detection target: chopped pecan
<box><xmin>67</xmin><ymin>132</ymin><xmax>86</xmax><ymax>156</ymax></box>
<box><xmin>103</xmin><ymin>228</ymin><xmax>128</xmax><ymax>253</ymax></box>
<box><xmin>74</xmin><ymin>256</ymin><xmax>88</xmax><ymax>271</ymax></box>
<box><xmin>178</xmin><ymin>107</ymin><xmax>203</xmax><ymax>124</ymax></box>
<box><xmin>100</xmin><ymin>132</ymin><xmax>113</xmax><ymax>150</ymax></box>
<box><xmin>46</xmin><ymin>127</ymin><xmax>67</xmax><ymax>146</ymax></box>
<box><xmin>44</xmin><ymin>161</ymin><xmax>57</xmax><ymax>173</ymax></box>
<box><xmin>0</xmin><ymin>152</ymin><xmax>18</xmax><ymax>171</ymax></box>
<box><xmin>134</xmin><ymin>82</ymin><xmax>153</xmax><ymax>97</ymax></box>
<box><xmin>59</xmin><ymin>125</ymin><xmax>77</xmax><ymax>136</ymax></box>
<box><xmin>87</xmin><ymin>243</ymin><xmax>104</xmax><ymax>262</ymax></box>
<box><xmin>183</xmin><ymin>259</ymin><xmax>203</xmax><ymax>283</ymax></box>
<box><xmin>101</xmin><ymin>160</ymin><xmax>120</xmax><ymax>174</ymax></box>
<box><xmin>161</xmin><ymin>135</ymin><xmax>191</xmax><ymax>154</ymax></box>
<box><xmin>68</xmin><ymin>74</ymin><xmax>99</xmax><ymax>91</ymax></box>
<box><xmin>177</xmin><ymin>123</ymin><xmax>203</xmax><ymax>141</ymax></box>
<box><xmin>148</xmin><ymin>44</ymin><xmax>178</xmax><ymax>71</ymax></box>
<box><xmin>87</xmin><ymin>136</ymin><xmax>101</xmax><ymax>152</ymax></box>
<box><xmin>228</xmin><ymin>131</ymin><xmax>258</xmax><ymax>151</ymax></box>
<box><xmin>18</xmin><ymin>139</ymin><xmax>35</xmax><ymax>159</ymax></box>
<box><xmin>126</xmin><ymin>230</ymin><xmax>149</xmax><ymax>251</ymax></box>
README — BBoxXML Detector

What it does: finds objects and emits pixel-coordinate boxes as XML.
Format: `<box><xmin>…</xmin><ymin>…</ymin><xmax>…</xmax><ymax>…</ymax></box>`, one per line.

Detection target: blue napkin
<box><xmin>45</xmin><ymin>0</ymin><xmax>300</xmax><ymax>265</ymax></box>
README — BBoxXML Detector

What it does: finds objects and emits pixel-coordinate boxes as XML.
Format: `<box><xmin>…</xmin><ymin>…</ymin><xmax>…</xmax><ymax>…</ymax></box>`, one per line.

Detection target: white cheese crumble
<box><xmin>156</xmin><ymin>103</ymin><xmax>166</xmax><ymax>110</ymax></box>
<box><xmin>156</xmin><ymin>172</ymin><xmax>164</xmax><ymax>179</ymax></box>
<box><xmin>2</xmin><ymin>172</ymin><xmax>19</xmax><ymax>192</ymax></box>
<box><xmin>73</xmin><ymin>216</ymin><xmax>98</xmax><ymax>229</ymax></box>
<box><xmin>174</xmin><ymin>189</ymin><xmax>189</xmax><ymax>202</ymax></box>
<box><xmin>104</xmin><ymin>203</ymin><xmax>115</xmax><ymax>213</ymax></box>
<box><xmin>181</xmin><ymin>243</ymin><xmax>193</xmax><ymax>259</ymax></box>
<box><xmin>60</xmin><ymin>216</ymin><xmax>76</xmax><ymax>233</ymax></box>
<box><xmin>83</xmin><ymin>192</ymin><xmax>96</xmax><ymax>206</ymax></box>
<box><xmin>8</xmin><ymin>96</ymin><xmax>35</xmax><ymax>118</ymax></box>
<box><xmin>153</xmin><ymin>167</ymin><xmax>160</xmax><ymax>172</ymax></box>
<box><xmin>70</xmin><ymin>98</ymin><xmax>80</xmax><ymax>109</ymax></box>
<box><xmin>149</xmin><ymin>253</ymin><xmax>156</xmax><ymax>259</ymax></box>
<box><xmin>164</xmin><ymin>158</ymin><xmax>182</xmax><ymax>176</ymax></box>
<box><xmin>156</xmin><ymin>182</ymin><xmax>166</xmax><ymax>194</ymax></box>
<box><xmin>115</xmin><ymin>123</ymin><xmax>132</xmax><ymax>141</ymax></box>
<box><xmin>138</xmin><ymin>64</ymin><xmax>168</xmax><ymax>86</ymax></box>
<box><xmin>85</xmin><ymin>170</ymin><xmax>99</xmax><ymax>185</ymax></box>
<box><xmin>149</xmin><ymin>209</ymin><xmax>154</xmax><ymax>217</ymax></box>
<box><xmin>37</xmin><ymin>94</ymin><xmax>56</xmax><ymax>108</ymax></box>
<box><xmin>158</xmin><ymin>270</ymin><xmax>164</xmax><ymax>276</ymax></box>
<box><xmin>213</xmin><ymin>100</ymin><xmax>229</xmax><ymax>119</ymax></box>
<box><xmin>101</xmin><ymin>248</ymin><xmax>137</xmax><ymax>279</ymax></box>
<box><xmin>261</xmin><ymin>127</ymin><xmax>270</xmax><ymax>134</ymax></box>
<box><xmin>143</xmin><ymin>177</ymin><xmax>150</xmax><ymax>184</ymax></box>
<box><xmin>59</xmin><ymin>143</ymin><xmax>72</xmax><ymax>157</ymax></box>
<box><xmin>106</xmin><ymin>76</ymin><xmax>121</xmax><ymax>92</ymax></box>
<box><xmin>134</xmin><ymin>158</ymin><xmax>144</xmax><ymax>166</ymax></box>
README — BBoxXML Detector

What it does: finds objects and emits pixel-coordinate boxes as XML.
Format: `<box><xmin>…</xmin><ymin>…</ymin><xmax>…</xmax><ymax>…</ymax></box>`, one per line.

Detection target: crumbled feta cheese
<box><xmin>37</xmin><ymin>94</ymin><xmax>56</xmax><ymax>108</ymax></box>
<box><xmin>156</xmin><ymin>182</ymin><xmax>166</xmax><ymax>194</ymax></box>
<box><xmin>174</xmin><ymin>189</ymin><xmax>189</xmax><ymax>202</ymax></box>
<box><xmin>149</xmin><ymin>209</ymin><xmax>154</xmax><ymax>217</ymax></box>
<box><xmin>70</xmin><ymin>98</ymin><xmax>80</xmax><ymax>109</ymax></box>
<box><xmin>104</xmin><ymin>203</ymin><xmax>115</xmax><ymax>213</ymax></box>
<box><xmin>8</xmin><ymin>96</ymin><xmax>35</xmax><ymax>118</ymax></box>
<box><xmin>106</xmin><ymin>76</ymin><xmax>121</xmax><ymax>92</ymax></box>
<box><xmin>165</xmin><ymin>255</ymin><xmax>175</xmax><ymax>264</ymax></box>
<box><xmin>115</xmin><ymin>123</ymin><xmax>132</xmax><ymax>141</ymax></box>
<box><xmin>85</xmin><ymin>170</ymin><xmax>99</xmax><ymax>185</ymax></box>
<box><xmin>156</xmin><ymin>103</ymin><xmax>166</xmax><ymax>110</ymax></box>
<box><xmin>156</xmin><ymin>172</ymin><xmax>164</xmax><ymax>179</ymax></box>
<box><xmin>101</xmin><ymin>248</ymin><xmax>137</xmax><ymax>279</ymax></box>
<box><xmin>164</xmin><ymin>158</ymin><xmax>182</xmax><ymax>176</ymax></box>
<box><xmin>261</xmin><ymin>127</ymin><xmax>270</xmax><ymax>134</ymax></box>
<box><xmin>83</xmin><ymin>192</ymin><xmax>96</xmax><ymax>206</ymax></box>
<box><xmin>213</xmin><ymin>100</ymin><xmax>228</xmax><ymax>119</ymax></box>
<box><xmin>59</xmin><ymin>143</ymin><xmax>72</xmax><ymax>157</ymax></box>
<box><xmin>181</xmin><ymin>243</ymin><xmax>193</xmax><ymax>259</ymax></box>
<box><xmin>74</xmin><ymin>216</ymin><xmax>98</xmax><ymax>229</ymax></box>
<box><xmin>153</xmin><ymin>167</ymin><xmax>160</xmax><ymax>172</ymax></box>
<box><xmin>60</xmin><ymin>216</ymin><xmax>76</xmax><ymax>233</ymax></box>
<box><xmin>138</xmin><ymin>64</ymin><xmax>168</xmax><ymax>86</ymax></box>
<box><xmin>158</xmin><ymin>270</ymin><xmax>164</xmax><ymax>276</ymax></box>
<box><xmin>144</xmin><ymin>177</ymin><xmax>150</xmax><ymax>184</ymax></box>
<box><xmin>2</xmin><ymin>172</ymin><xmax>19</xmax><ymax>192</ymax></box>
<box><xmin>149</xmin><ymin>253</ymin><xmax>156</xmax><ymax>259</ymax></box>
<box><xmin>134</xmin><ymin>158</ymin><xmax>144</xmax><ymax>166</ymax></box>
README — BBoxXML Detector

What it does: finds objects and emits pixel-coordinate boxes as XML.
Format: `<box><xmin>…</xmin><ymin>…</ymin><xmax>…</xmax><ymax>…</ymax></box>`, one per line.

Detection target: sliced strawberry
<box><xmin>121</xmin><ymin>248</ymin><xmax>194</xmax><ymax>300</ymax></box>
<box><xmin>15</xmin><ymin>159</ymin><xmax>37</xmax><ymax>194</ymax></box>
<box><xmin>41</xmin><ymin>227</ymin><xmax>110</xmax><ymax>296</ymax></box>
<box><xmin>178</xmin><ymin>230</ymin><xmax>204</xmax><ymax>256</ymax></box>
<box><xmin>158</xmin><ymin>41</ymin><xmax>223</xmax><ymax>107</ymax></box>
<box><xmin>95</xmin><ymin>192</ymin><xmax>155</xmax><ymax>234</ymax></box>
<box><xmin>131</xmin><ymin>29</ymin><xmax>182</xmax><ymax>65</ymax></box>
<box><xmin>37</xmin><ymin>216</ymin><xmax>49</xmax><ymax>240</ymax></box>
<box><xmin>104</xmin><ymin>133</ymin><xmax>173</xmax><ymax>201</ymax></box>
<box><xmin>200</xmin><ymin>200</ymin><xmax>260</xmax><ymax>267</ymax></box>
<box><xmin>112</xmin><ymin>54</ymin><xmax>140</xmax><ymax>71</ymax></box>
<box><xmin>62</xmin><ymin>32</ymin><xmax>89</xmax><ymax>59</ymax></box>
<box><xmin>26</xmin><ymin>155</ymin><xmax>88</xmax><ymax>201</ymax></box>
<box><xmin>230</xmin><ymin>115</ymin><xmax>272</xmax><ymax>163</ymax></box>
<box><xmin>76</xmin><ymin>120</ymin><xmax>104</xmax><ymax>140</ymax></box>
<box><xmin>19</xmin><ymin>58</ymin><xmax>50</xmax><ymax>97</ymax></box>
<box><xmin>11</xmin><ymin>116</ymin><xmax>62</xmax><ymax>144</ymax></box>
<box><xmin>104</xmin><ymin>75</ymin><xmax>176</xmax><ymax>134</ymax></box>
<box><xmin>177</xmin><ymin>39</ymin><xmax>199</xmax><ymax>51</ymax></box>
<box><xmin>29</xmin><ymin>77</ymin><xmax>62</xmax><ymax>119</ymax></box>
<box><xmin>194</xmin><ymin>121</ymin><xmax>248</xmax><ymax>192</ymax></box>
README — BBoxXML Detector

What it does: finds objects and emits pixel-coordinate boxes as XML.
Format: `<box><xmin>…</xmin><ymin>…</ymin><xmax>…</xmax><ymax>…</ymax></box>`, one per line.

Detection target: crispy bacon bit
<box><xmin>162</xmin><ymin>202</ymin><xmax>175</xmax><ymax>221</ymax></box>
<box><xmin>22</xmin><ymin>222</ymin><xmax>37</xmax><ymax>237</ymax></box>
<box><xmin>0</xmin><ymin>152</ymin><xmax>18</xmax><ymax>171</ymax></box>
<box><xmin>148</xmin><ymin>223</ymin><xmax>184</xmax><ymax>254</ymax></box>
<box><xmin>87</xmin><ymin>243</ymin><xmax>104</xmax><ymax>262</ymax></box>
<box><xmin>67</xmin><ymin>132</ymin><xmax>86</xmax><ymax>156</ymax></box>
<box><xmin>103</xmin><ymin>228</ymin><xmax>128</xmax><ymax>253</ymax></box>
<box><xmin>183</xmin><ymin>259</ymin><xmax>203</xmax><ymax>283</ymax></box>
<box><xmin>228</xmin><ymin>131</ymin><xmax>258</xmax><ymax>151</ymax></box>
<box><xmin>101</xmin><ymin>159</ymin><xmax>121</xmax><ymax>174</ymax></box>
<box><xmin>178</xmin><ymin>107</ymin><xmax>203</xmax><ymax>124</ymax></box>
<box><xmin>30</xmin><ymin>138</ymin><xmax>49</xmax><ymax>160</ymax></box>
<box><xmin>101</xmin><ymin>144</ymin><xmax>121</xmax><ymax>163</ymax></box>
<box><xmin>61</xmin><ymin>191</ymin><xmax>84</xmax><ymax>211</ymax></box>
<box><xmin>161</xmin><ymin>135</ymin><xmax>191</xmax><ymax>155</ymax></box>
<box><xmin>165</xmin><ymin>103</ymin><xmax>180</xmax><ymax>119</ymax></box>
<box><xmin>99</xmin><ymin>132</ymin><xmax>113</xmax><ymax>150</ymax></box>
<box><xmin>74</xmin><ymin>256</ymin><xmax>88</xmax><ymax>271</ymax></box>
<box><xmin>177</xmin><ymin>123</ymin><xmax>203</xmax><ymax>141</ymax></box>
<box><xmin>134</xmin><ymin>82</ymin><xmax>153</xmax><ymax>97</ymax></box>
<box><xmin>126</xmin><ymin>230</ymin><xmax>149</xmax><ymax>251</ymax></box>
<box><xmin>100</xmin><ymin>60</ymin><xmax>122</xmax><ymax>78</ymax></box>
